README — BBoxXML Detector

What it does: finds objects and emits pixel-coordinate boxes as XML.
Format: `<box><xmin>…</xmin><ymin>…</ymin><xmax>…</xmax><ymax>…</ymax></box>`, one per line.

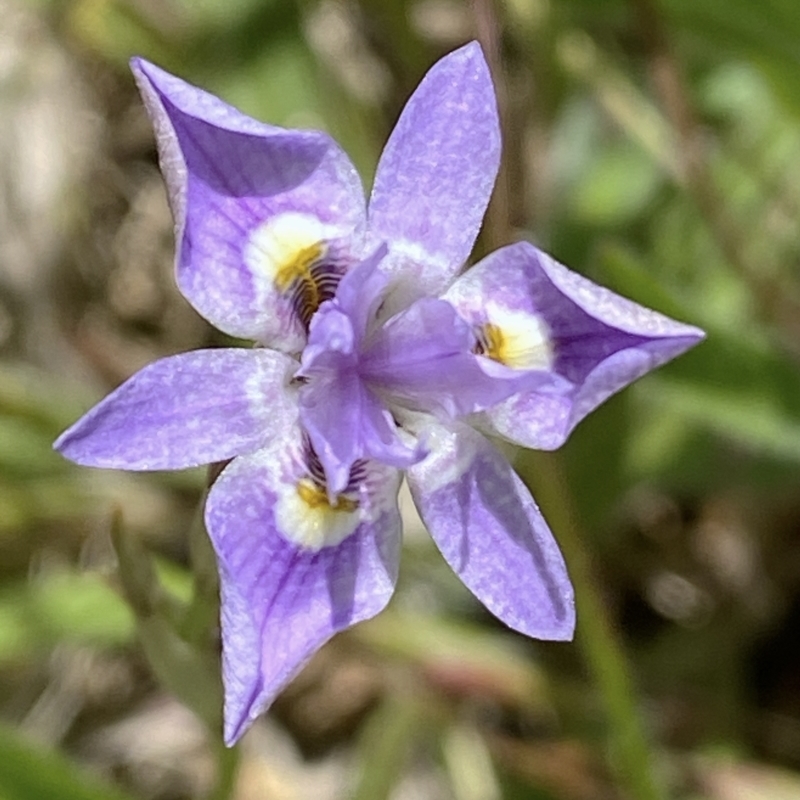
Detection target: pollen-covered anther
<box><xmin>475</xmin><ymin>306</ymin><xmax>554</xmax><ymax>371</ymax></box>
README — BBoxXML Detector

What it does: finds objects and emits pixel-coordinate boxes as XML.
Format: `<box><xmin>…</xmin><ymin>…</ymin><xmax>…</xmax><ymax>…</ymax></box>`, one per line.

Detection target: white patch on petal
<box><xmin>377</xmin><ymin>238</ymin><xmax>451</xmax><ymax>319</ymax></box>
<box><xmin>242</xmin><ymin>352</ymin><xmax>300</xmax><ymax>435</ymax></box>
<box><xmin>479</xmin><ymin>303</ymin><xmax>554</xmax><ymax>371</ymax></box>
<box><xmin>404</xmin><ymin>417</ymin><xmax>478</xmax><ymax>495</ymax></box>
<box><xmin>270</xmin><ymin>443</ymin><xmax>401</xmax><ymax>552</ymax></box>
<box><xmin>246</xmin><ymin>213</ymin><xmax>323</xmax><ymax>278</ymax></box>
<box><xmin>275</xmin><ymin>478</ymin><xmax>361</xmax><ymax>551</ymax></box>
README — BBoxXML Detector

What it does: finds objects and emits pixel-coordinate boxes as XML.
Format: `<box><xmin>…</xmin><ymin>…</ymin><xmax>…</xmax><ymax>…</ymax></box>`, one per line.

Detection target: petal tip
<box><xmin>510</xmin><ymin>603</ymin><xmax>576</xmax><ymax>643</ymax></box>
<box><xmin>52</xmin><ymin>423</ymin><xmax>94</xmax><ymax>467</ymax></box>
<box><xmin>656</xmin><ymin>325</ymin><xmax>707</xmax><ymax>362</ymax></box>
<box><xmin>687</xmin><ymin>325</ymin><xmax>707</xmax><ymax>343</ymax></box>
<box><xmin>52</xmin><ymin>429</ymin><xmax>72</xmax><ymax>459</ymax></box>
<box><xmin>442</xmin><ymin>40</ymin><xmax>494</xmax><ymax>96</ymax></box>
<box><xmin>546</xmin><ymin>604</ymin><xmax>577</xmax><ymax>642</ymax></box>
<box><xmin>458</xmin><ymin>39</ymin><xmax>482</xmax><ymax>54</ymax></box>
<box><xmin>509</xmin><ymin>587</ymin><xmax>577</xmax><ymax>643</ymax></box>
<box><xmin>129</xmin><ymin>56</ymin><xmax>163</xmax><ymax>94</ymax></box>
<box><xmin>223</xmin><ymin>682</ymin><xmax>279</xmax><ymax>745</ymax></box>
<box><xmin>128</xmin><ymin>55</ymin><xmax>152</xmax><ymax>73</ymax></box>
<box><xmin>449</xmin><ymin>39</ymin><xmax>489</xmax><ymax>69</ymax></box>
<box><xmin>223</xmin><ymin>705</ymin><xmax>259</xmax><ymax>747</ymax></box>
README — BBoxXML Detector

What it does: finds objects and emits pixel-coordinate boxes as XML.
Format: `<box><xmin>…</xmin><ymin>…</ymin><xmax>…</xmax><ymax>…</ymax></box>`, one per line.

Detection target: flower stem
<box><xmin>208</xmin><ymin>741</ymin><xmax>240</xmax><ymax>800</ymax></box>
<box><xmin>523</xmin><ymin>451</ymin><xmax>668</xmax><ymax>800</ymax></box>
<box><xmin>470</xmin><ymin>3</ymin><xmax>668</xmax><ymax>792</ymax></box>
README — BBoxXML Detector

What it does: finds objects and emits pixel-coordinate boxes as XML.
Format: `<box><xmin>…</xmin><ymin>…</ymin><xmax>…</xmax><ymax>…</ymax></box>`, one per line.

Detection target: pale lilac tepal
<box><xmin>55</xmin><ymin>43</ymin><xmax>704</xmax><ymax>745</ymax></box>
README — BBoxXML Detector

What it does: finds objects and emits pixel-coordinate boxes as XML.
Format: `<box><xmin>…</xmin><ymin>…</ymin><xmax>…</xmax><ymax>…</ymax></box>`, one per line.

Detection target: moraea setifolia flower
<box><xmin>55</xmin><ymin>43</ymin><xmax>704</xmax><ymax>744</ymax></box>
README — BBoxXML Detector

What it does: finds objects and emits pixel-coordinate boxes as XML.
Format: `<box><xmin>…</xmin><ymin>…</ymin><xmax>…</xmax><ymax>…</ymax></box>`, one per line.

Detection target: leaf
<box><xmin>0</xmin><ymin>723</ymin><xmax>138</xmax><ymax>800</ymax></box>
<box><xmin>594</xmin><ymin>240</ymin><xmax>800</xmax><ymax>466</ymax></box>
<box><xmin>31</xmin><ymin>572</ymin><xmax>135</xmax><ymax>646</ymax></box>
<box><xmin>136</xmin><ymin>614</ymin><xmax>223</xmax><ymax>733</ymax></box>
<box><xmin>0</xmin><ymin>571</ymin><xmax>135</xmax><ymax>665</ymax></box>
<box><xmin>352</xmin><ymin>697</ymin><xmax>428</xmax><ymax>800</ymax></box>
<box><xmin>109</xmin><ymin>514</ymin><xmax>222</xmax><ymax>732</ymax></box>
<box><xmin>570</xmin><ymin>143</ymin><xmax>664</xmax><ymax>226</ymax></box>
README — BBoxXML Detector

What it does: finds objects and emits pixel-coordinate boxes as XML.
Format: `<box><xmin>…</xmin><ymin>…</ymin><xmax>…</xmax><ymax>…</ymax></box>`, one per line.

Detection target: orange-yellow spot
<box><xmin>297</xmin><ymin>478</ymin><xmax>358</xmax><ymax>513</ymax></box>
<box><xmin>479</xmin><ymin>323</ymin><xmax>507</xmax><ymax>363</ymax></box>
<box><xmin>273</xmin><ymin>242</ymin><xmax>326</xmax><ymax>323</ymax></box>
<box><xmin>274</xmin><ymin>243</ymin><xmax>324</xmax><ymax>292</ymax></box>
<box><xmin>476</xmin><ymin>314</ymin><xmax>553</xmax><ymax>371</ymax></box>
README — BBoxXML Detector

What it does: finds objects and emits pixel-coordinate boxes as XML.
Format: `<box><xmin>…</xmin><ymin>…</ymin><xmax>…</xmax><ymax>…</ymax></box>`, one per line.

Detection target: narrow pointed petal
<box><xmin>406</xmin><ymin>420</ymin><xmax>574</xmax><ymax>640</ymax></box>
<box><xmin>55</xmin><ymin>349</ymin><xmax>298</xmax><ymax>470</ymax></box>
<box><xmin>206</xmin><ymin>440</ymin><xmax>402</xmax><ymax>744</ymax></box>
<box><xmin>131</xmin><ymin>58</ymin><xmax>367</xmax><ymax>351</ymax></box>
<box><xmin>445</xmin><ymin>242</ymin><xmax>705</xmax><ymax>449</ymax></box>
<box><xmin>368</xmin><ymin>42</ymin><xmax>500</xmax><ymax>300</ymax></box>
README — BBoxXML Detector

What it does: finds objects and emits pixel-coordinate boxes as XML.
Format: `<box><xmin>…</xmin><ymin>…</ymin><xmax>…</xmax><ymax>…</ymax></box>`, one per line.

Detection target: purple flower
<box><xmin>55</xmin><ymin>43</ymin><xmax>703</xmax><ymax>744</ymax></box>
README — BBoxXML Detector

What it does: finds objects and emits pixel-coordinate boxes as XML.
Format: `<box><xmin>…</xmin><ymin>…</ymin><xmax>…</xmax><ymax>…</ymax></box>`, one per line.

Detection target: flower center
<box><xmin>276</xmin><ymin>242</ymin><xmax>340</xmax><ymax>328</ymax></box>
<box><xmin>274</xmin><ymin>444</ymin><xmax>363</xmax><ymax>551</ymax></box>
<box><xmin>296</xmin><ymin>478</ymin><xmax>358</xmax><ymax>513</ymax></box>
<box><xmin>475</xmin><ymin>322</ymin><xmax>504</xmax><ymax>360</ymax></box>
<box><xmin>244</xmin><ymin>212</ymin><xmax>347</xmax><ymax>329</ymax></box>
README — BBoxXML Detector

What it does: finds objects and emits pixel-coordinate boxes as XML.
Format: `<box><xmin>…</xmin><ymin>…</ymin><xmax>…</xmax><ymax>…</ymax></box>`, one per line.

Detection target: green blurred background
<box><xmin>3</xmin><ymin>0</ymin><xmax>800</xmax><ymax>798</ymax></box>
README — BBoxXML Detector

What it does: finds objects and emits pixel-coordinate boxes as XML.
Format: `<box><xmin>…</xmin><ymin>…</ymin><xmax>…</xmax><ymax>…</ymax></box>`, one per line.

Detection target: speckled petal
<box><xmin>445</xmin><ymin>242</ymin><xmax>705</xmax><ymax>449</ymax></box>
<box><xmin>54</xmin><ymin>349</ymin><xmax>298</xmax><ymax>470</ymax></box>
<box><xmin>131</xmin><ymin>58</ymin><xmax>367</xmax><ymax>351</ymax></box>
<box><xmin>406</xmin><ymin>419</ymin><xmax>574</xmax><ymax>640</ymax></box>
<box><xmin>368</xmin><ymin>42</ymin><xmax>500</xmax><ymax>303</ymax></box>
<box><xmin>206</xmin><ymin>438</ymin><xmax>402</xmax><ymax>744</ymax></box>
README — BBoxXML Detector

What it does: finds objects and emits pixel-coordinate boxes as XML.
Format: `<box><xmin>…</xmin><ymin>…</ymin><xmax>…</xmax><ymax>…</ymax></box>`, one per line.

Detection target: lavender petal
<box><xmin>205</xmin><ymin>443</ymin><xmax>402</xmax><ymax>744</ymax></box>
<box><xmin>131</xmin><ymin>58</ymin><xmax>367</xmax><ymax>351</ymax></box>
<box><xmin>54</xmin><ymin>349</ymin><xmax>298</xmax><ymax>470</ymax></box>
<box><xmin>445</xmin><ymin>242</ymin><xmax>705</xmax><ymax>449</ymax></box>
<box><xmin>368</xmin><ymin>42</ymin><xmax>501</xmax><ymax>302</ymax></box>
<box><xmin>407</xmin><ymin>419</ymin><xmax>575</xmax><ymax>640</ymax></box>
<box><xmin>363</xmin><ymin>298</ymin><xmax>559</xmax><ymax>418</ymax></box>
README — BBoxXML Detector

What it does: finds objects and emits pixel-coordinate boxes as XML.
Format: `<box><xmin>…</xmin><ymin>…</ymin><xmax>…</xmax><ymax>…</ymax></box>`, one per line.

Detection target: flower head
<box><xmin>55</xmin><ymin>43</ymin><xmax>704</xmax><ymax>744</ymax></box>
